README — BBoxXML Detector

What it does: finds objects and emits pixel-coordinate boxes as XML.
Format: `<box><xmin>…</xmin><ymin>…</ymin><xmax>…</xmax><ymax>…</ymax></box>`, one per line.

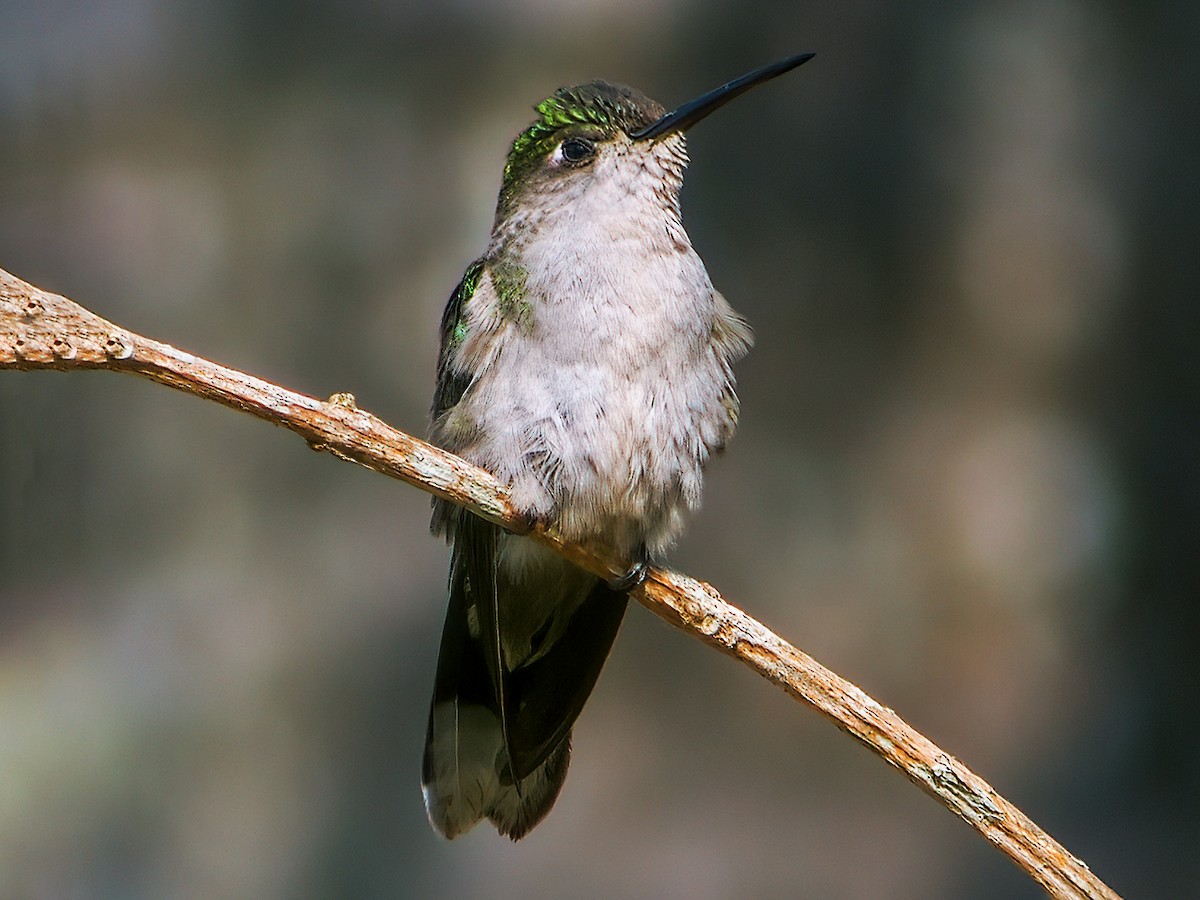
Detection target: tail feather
<box><xmin>422</xmin><ymin>512</ymin><xmax>626</xmax><ymax>839</ymax></box>
<box><xmin>422</xmin><ymin>703</ymin><xmax>570</xmax><ymax>839</ymax></box>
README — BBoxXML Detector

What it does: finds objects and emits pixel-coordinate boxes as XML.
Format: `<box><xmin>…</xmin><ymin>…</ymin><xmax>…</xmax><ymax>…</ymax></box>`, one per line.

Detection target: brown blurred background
<box><xmin>1</xmin><ymin>1</ymin><xmax>1196</xmax><ymax>897</ymax></box>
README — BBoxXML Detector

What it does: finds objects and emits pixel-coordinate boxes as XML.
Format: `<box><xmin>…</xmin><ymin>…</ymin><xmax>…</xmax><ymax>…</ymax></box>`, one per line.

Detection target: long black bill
<box><xmin>631</xmin><ymin>51</ymin><xmax>815</xmax><ymax>141</ymax></box>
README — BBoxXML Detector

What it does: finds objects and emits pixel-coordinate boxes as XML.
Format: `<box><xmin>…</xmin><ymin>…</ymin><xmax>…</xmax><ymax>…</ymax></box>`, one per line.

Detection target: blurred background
<box><xmin>1</xmin><ymin>1</ymin><xmax>1195</xmax><ymax>897</ymax></box>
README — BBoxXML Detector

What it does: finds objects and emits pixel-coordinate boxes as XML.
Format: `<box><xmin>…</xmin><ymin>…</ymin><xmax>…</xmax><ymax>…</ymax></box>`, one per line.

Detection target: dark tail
<box><xmin>422</xmin><ymin>514</ymin><xmax>627</xmax><ymax>839</ymax></box>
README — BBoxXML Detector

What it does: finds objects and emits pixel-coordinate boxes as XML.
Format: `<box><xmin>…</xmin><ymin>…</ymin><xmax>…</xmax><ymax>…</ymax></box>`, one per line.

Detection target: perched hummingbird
<box><xmin>423</xmin><ymin>52</ymin><xmax>814</xmax><ymax>840</ymax></box>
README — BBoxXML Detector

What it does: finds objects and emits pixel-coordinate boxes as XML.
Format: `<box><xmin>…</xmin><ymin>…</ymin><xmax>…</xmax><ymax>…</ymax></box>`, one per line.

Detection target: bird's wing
<box><xmin>432</xmin><ymin>258</ymin><xmax>486</xmax><ymax>424</ymax></box>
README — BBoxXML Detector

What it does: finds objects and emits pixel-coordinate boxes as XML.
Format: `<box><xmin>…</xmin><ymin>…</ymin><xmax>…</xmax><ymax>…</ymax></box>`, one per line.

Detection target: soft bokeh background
<box><xmin>1</xmin><ymin>1</ymin><xmax>1196</xmax><ymax>897</ymax></box>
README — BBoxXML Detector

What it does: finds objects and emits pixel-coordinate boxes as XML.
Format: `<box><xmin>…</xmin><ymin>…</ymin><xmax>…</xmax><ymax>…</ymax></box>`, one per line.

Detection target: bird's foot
<box><xmin>608</xmin><ymin>545</ymin><xmax>651</xmax><ymax>592</ymax></box>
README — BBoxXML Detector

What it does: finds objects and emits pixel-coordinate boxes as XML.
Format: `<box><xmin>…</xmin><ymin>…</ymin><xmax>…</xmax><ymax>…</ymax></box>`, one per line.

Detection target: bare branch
<box><xmin>0</xmin><ymin>267</ymin><xmax>1120</xmax><ymax>899</ymax></box>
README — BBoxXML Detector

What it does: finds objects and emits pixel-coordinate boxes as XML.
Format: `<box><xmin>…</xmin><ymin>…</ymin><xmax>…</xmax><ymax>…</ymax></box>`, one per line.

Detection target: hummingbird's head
<box><xmin>493</xmin><ymin>52</ymin><xmax>815</xmax><ymax>228</ymax></box>
<box><xmin>495</xmin><ymin>81</ymin><xmax>671</xmax><ymax>225</ymax></box>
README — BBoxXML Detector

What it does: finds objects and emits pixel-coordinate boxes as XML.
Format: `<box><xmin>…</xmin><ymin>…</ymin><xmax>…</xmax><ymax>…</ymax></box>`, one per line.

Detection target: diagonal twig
<box><xmin>0</xmin><ymin>267</ymin><xmax>1120</xmax><ymax>899</ymax></box>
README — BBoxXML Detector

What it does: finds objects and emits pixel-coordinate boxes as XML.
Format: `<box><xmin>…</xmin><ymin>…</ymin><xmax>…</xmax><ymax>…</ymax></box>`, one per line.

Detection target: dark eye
<box><xmin>559</xmin><ymin>138</ymin><xmax>595</xmax><ymax>164</ymax></box>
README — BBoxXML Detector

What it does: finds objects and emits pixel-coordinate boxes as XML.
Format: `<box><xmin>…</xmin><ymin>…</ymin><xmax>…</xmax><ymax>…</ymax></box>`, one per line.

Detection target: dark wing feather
<box><xmin>424</xmin><ymin>508</ymin><xmax>629</xmax><ymax>798</ymax></box>
<box><xmin>430</xmin><ymin>260</ymin><xmax>485</xmax><ymax>540</ymax></box>
<box><xmin>505</xmin><ymin>580</ymin><xmax>628</xmax><ymax>779</ymax></box>
<box><xmin>422</xmin><ymin>509</ymin><xmax>509</xmax><ymax>836</ymax></box>
<box><xmin>423</xmin><ymin>509</ymin><xmax>498</xmax><ymax>756</ymax></box>
<box><xmin>452</xmin><ymin>511</ymin><xmax>516</xmax><ymax>780</ymax></box>
<box><xmin>424</xmin><ymin>507</ymin><xmax>518</xmax><ymax>785</ymax></box>
<box><xmin>432</xmin><ymin>258</ymin><xmax>485</xmax><ymax>424</ymax></box>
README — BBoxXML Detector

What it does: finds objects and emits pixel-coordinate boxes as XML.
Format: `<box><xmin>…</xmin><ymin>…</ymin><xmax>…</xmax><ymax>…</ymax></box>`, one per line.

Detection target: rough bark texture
<box><xmin>0</xmin><ymin>267</ymin><xmax>1120</xmax><ymax>899</ymax></box>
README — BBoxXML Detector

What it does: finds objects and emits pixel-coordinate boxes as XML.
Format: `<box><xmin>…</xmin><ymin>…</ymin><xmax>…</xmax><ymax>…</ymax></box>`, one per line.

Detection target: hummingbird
<box><xmin>423</xmin><ymin>52</ymin><xmax>814</xmax><ymax>840</ymax></box>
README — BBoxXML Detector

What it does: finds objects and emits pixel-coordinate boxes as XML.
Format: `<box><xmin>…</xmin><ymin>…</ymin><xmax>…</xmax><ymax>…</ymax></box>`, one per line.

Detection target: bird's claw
<box><xmin>608</xmin><ymin>547</ymin><xmax>650</xmax><ymax>592</ymax></box>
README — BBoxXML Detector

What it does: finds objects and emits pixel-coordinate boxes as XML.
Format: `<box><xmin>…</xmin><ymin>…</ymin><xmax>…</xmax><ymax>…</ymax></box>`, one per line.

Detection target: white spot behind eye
<box><xmin>549</xmin><ymin>138</ymin><xmax>596</xmax><ymax>167</ymax></box>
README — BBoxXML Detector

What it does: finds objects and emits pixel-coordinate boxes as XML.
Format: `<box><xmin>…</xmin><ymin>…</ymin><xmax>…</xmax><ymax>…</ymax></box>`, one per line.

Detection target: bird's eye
<box><xmin>558</xmin><ymin>138</ymin><xmax>595</xmax><ymax>164</ymax></box>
